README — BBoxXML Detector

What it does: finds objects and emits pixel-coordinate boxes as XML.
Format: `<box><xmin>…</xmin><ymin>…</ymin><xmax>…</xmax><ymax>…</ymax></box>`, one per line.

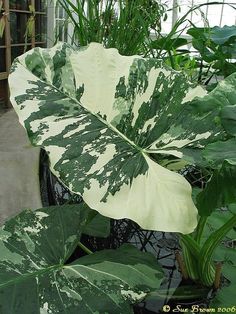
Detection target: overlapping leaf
<box><xmin>9</xmin><ymin>43</ymin><xmax>236</xmax><ymax>233</ymax></box>
<box><xmin>221</xmin><ymin>105</ymin><xmax>236</xmax><ymax>136</ymax></box>
<box><xmin>207</xmin><ymin>208</ymin><xmax>236</xmax><ymax>308</ymax></box>
<box><xmin>197</xmin><ymin>161</ymin><xmax>236</xmax><ymax>216</ymax></box>
<box><xmin>204</xmin><ymin>139</ymin><xmax>236</xmax><ymax>167</ymax></box>
<box><xmin>188</xmin><ymin>25</ymin><xmax>236</xmax><ymax>61</ymax></box>
<box><xmin>0</xmin><ymin>205</ymin><xmax>164</xmax><ymax>314</ymax></box>
<box><xmin>83</xmin><ymin>210</ymin><xmax>110</xmax><ymax>238</ymax></box>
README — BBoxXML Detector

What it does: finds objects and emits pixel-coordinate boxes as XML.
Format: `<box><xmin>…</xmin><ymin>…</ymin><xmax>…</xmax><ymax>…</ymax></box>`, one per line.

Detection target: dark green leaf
<box><xmin>210</xmin><ymin>25</ymin><xmax>236</xmax><ymax>46</ymax></box>
<box><xmin>211</xmin><ymin>283</ymin><xmax>236</xmax><ymax>308</ymax></box>
<box><xmin>151</xmin><ymin>37</ymin><xmax>188</xmax><ymax>51</ymax></box>
<box><xmin>201</xmin><ymin>211</ymin><xmax>236</xmax><ymax>243</ymax></box>
<box><xmin>209</xmin><ymin>212</ymin><xmax>236</xmax><ymax>309</ymax></box>
<box><xmin>203</xmin><ymin>139</ymin><xmax>236</xmax><ymax>167</ymax></box>
<box><xmin>213</xmin><ymin>246</ymin><xmax>236</xmax><ymax>267</ymax></box>
<box><xmin>197</xmin><ymin>162</ymin><xmax>236</xmax><ymax>216</ymax></box>
<box><xmin>221</xmin><ymin>105</ymin><xmax>236</xmax><ymax>136</ymax></box>
<box><xmin>83</xmin><ymin>212</ymin><xmax>110</xmax><ymax>238</ymax></box>
<box><xmin>0</xmin><ymin>205</ymin><xmax>163</xmax><ymax>314</ymax></box>
<box><xmin>210</xmin><ymin>250</ymin><xmax>236</xmax><ymax>308</ymax></box>
<box><xmin>229</xmin><ymin>203</ymin><xmax>236</xmax><ymax>214</ymax></box>
<box><xmin>188</xmin><ymin>25</ymin><xmax>236</xmax><ymax>47</ymax></box>
<box><xmin>188</xmin><ymin>26</ymin><xmax>236</xmax><ymax>65</ymax></box>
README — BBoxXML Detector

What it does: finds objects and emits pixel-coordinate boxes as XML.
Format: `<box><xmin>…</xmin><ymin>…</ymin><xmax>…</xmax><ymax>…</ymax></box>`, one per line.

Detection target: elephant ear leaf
<box><xmin>10</xmin><ymin>43</ymin><xmax>233</xmax><ymax>234</ymax></box>
<box><xmin>0</xmin><ymin>204</ymin><xmax>164</xmax><ymax>314</ymax></box>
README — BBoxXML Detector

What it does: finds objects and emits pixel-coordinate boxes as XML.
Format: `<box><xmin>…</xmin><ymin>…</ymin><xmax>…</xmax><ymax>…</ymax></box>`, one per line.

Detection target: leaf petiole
<box><xmin>78</xmin><ymin>241</ymin><xmax>93</xmax><ymax>255</ymax></box>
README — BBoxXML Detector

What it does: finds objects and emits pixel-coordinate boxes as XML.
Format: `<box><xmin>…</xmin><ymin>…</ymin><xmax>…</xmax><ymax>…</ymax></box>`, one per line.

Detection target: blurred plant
<box><xmin>188</xmin><ymin>25</ymin><xmax>236</xmax><ymax>81</ymax></box>
<box><xmin>0</xmin><ymin>0</ymin><xmax>6</xmax><ymax>38</ymax></box>
<box><xmin>0</xmin><ymin>0</ymin><xmax>35</xmax><ymax>49</ymax></box>
<box><xmin>24</xmin><ymin>4</ymin><xmax>35</xmax><ymax>51</ymax></box>
<box><xmin>56</xmin><ymin>0</ymin><xmax>167</xmax><ymax>55</ymax></box>
<box><xmin>149</xmin><ymin>2</ymin><xmax>236</xmax><ymax>83</ymax></box>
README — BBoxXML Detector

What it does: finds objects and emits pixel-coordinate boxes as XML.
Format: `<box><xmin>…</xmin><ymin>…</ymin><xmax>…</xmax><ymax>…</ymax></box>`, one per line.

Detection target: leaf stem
<box><xmin>195</xmin><ymin>215</ymin><xmax>208</xmax><ymax>244</ymax></box>
<box><xmin>175</xmin><ymin>250</ymin><xmax>188</xmax><ymax>280</ymax></box>
<box><xmin>180</xmin><ymin>236</ymin><xmax>200</xmax><ymax>281</ymax></box>
<box><xmin>198</xmin><ymin>214</ymin><xmax>236</xmax><ymax>286</ymax></box>
<box><xmin>78</xmin><ymin>241</ymin><xmax>93</xmax><ymax>255</ymax></box>
<box><xmin>214</xmin><ymin>262</ymin><xmax>222</xmax><ymax>290</ymax></box>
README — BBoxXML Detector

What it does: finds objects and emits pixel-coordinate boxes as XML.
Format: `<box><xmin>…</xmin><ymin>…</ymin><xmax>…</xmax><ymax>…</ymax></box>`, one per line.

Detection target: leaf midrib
<box><xmin>19</xmin><ymin>58</ymin><xmax>149</xmax><ymax>158</ymax></box>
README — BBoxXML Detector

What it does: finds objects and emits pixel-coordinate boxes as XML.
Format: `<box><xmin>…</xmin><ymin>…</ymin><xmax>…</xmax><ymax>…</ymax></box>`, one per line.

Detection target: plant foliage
<box><xmin>9</xmin><ymin>43</ymin><xmax>236</xmax><ymax>233</ymax></box>
<box><xmin>0</xmin><ymin>204</ymin><xmax>163</xmax><ymax>314</ymax></box>
<box><xmin>188</xmin><ymin>25</ymin><xmax>236</xmax><ymax>78</ymax></box>
<box><xmin>56</xmin><ymin>0</ymin><xmax>166</xmax><ymax>56</ymax></box>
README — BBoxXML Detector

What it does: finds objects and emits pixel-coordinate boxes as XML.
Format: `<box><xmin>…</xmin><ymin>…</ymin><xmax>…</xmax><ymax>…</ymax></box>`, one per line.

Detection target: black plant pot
<box><xmin>39</xmin><ymin>149</ymin><xmax>211</xmax><ymax>313</ymax></box>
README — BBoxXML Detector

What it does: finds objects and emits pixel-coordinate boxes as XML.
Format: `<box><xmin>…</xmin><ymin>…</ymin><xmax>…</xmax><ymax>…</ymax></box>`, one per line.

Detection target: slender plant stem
<box><xmin>78</xmin><ymin>241</ymin><xmax>93</xmax><ymax>255</ymax></box>
<box><xmin>214</xmin><ymin>262</ymin><xmax>222</xmax><ymax>290</ymax></box>
<box><xmin>175</xmin><ymin>250</ymin><xmax>188</xmax><ymax>280</ymax></box>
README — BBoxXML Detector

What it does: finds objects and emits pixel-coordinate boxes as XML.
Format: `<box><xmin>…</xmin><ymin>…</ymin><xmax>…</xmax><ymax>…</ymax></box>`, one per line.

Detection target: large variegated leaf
<box><xmin>9</xmin><ymin>43</ymin><xmax>235</xmax><ymax>233</ymax></box>
<box><xmin>0</xmin><ymin>205</ymin><xmax>164</xmax><ymax>314</ymax></box>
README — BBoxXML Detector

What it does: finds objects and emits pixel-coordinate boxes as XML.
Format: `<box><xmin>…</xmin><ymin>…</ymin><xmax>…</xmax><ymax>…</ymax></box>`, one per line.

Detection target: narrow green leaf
<box><xmin>151</xmin><ymin>37</ymin><xmax>188</xmax><ymax>51</ymax></box>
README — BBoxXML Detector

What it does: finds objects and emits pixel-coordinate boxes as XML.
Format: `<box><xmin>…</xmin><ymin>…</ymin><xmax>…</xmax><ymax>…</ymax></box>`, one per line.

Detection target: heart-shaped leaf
<box><xmin>0</xmin><ymin>204</ymin><xmax>164</xmax><ymax>314</ymax></box>
<box><xmin>9</xmin><ymin>43</ymin><xmax>235</xmax><ymax>233</ymax></box>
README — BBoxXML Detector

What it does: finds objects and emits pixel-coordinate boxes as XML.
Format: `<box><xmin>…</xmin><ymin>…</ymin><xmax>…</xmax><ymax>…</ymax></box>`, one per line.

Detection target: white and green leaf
<box><xmin>0</xmin><ymin>205</ymin><xmax>164</xmax><ymax>314</ymax></box>
<box><xmin>9</xmin><ymin>43</ymin><xmax>236</xmax><ymax>233</ymax></box>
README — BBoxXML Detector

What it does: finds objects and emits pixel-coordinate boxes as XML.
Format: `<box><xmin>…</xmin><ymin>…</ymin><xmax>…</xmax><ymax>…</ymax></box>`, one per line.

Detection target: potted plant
<box><xmin>3</xmin><ymin>42</ymin><xmax>236</xmax><ymax>313</ymax></box>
